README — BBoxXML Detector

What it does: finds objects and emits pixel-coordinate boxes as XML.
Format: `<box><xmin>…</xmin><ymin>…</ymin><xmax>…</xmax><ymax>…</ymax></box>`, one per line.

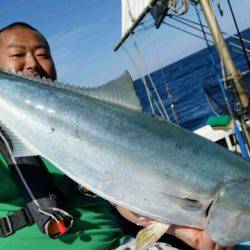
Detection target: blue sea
<box><xmin>133</xmin><ymin>28</ymin><xmax>250</xmax><ymax>131</ymax></box>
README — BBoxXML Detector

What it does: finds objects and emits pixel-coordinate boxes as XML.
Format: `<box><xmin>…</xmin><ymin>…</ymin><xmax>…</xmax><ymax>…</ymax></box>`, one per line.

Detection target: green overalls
<box><xmin>0</xmin><ymin>154</ymin><xmax>128</xmax><ymax>250</ymax></box>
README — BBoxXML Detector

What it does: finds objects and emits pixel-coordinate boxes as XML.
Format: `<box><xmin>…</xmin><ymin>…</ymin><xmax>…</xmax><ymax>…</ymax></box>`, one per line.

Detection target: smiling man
<box><xmin>0</xmin><ymin>22</ymin><xmax>56</xmax><ymax>80</ymax></box>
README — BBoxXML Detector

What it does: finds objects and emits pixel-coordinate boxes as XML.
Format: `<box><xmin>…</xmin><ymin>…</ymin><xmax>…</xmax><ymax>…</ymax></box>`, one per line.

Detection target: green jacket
<box><xmin>0</xmin><ymin>154</ymin><xmax>128</xmax><ymax>250</ymax></box>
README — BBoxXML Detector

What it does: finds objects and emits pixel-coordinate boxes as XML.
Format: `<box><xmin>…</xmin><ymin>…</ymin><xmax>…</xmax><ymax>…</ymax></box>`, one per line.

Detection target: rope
<box><xmin>170</xmin><ymin>15</ymin><xmax>250</xmax><ymax>44</ymax></box>
<box><xmin>132</xmin><ymin>38</ymin><xmax>170</xmax><ymax>120</ymax></box>
<box><xmin>123</xmin><ymin>43</ymin><xmax>166</xmax><ymax>118</ymax></box>
<box><xmin>161</xmin><ymin>68</ymin><xmax>179</xmax><ymax>124</ymax></box>
<box><xmin>131</xmin><ymin>43</ymin><xmax>166</xmax><ymax>117</ymax></box>
<box><xmin>232</xmin><ymin>48</ymin><xmax>250</xmax><ymax>57</ymax></box>
<box><xmin>168</xmin><ymin>14</ymin><xmax>212</xmax><ymax>38</ymax></box>
<box><xmin>137</xmin><ymin>23</ymin><xmax>155</xmax><ymax>34</ymax></box>
<box><xmin>229</xmin><ymin>42</ymin><xmax>250</xmax><ymax>53</ymax></box>
<box><xmin>168</xmin><ymin>0</ymin><xmax>198</xmax><ymax>15</ymax></box>
<box><xmin>162</xmin><ymin>21</ymin><xmax>214</xmax><ymax>44</ymax></box>
<box><xmin>204</xmin><ymin>91</ymin><xmax>220</xmax><ymax>116</ymax></box>
<box><xmin>166</xmin><ymin>16</ymin><xmax>249</xmax><ymax>53</ymax></box>
<box><xmin>146</xmin><ymin>28</ymin><xmax>179</xmax><ymax>124</ymax></box>
<box><xmin>122</xmin><ymin>45</ymin><xmax>155</xmax><ymax>114</ymax></box>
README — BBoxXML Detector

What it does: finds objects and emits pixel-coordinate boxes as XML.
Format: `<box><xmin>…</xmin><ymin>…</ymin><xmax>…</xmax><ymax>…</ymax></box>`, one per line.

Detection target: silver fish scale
<box><xmin>0</xmin><ymin>70</ymin><xmax>250</xmax><ymax>245</ymax></box>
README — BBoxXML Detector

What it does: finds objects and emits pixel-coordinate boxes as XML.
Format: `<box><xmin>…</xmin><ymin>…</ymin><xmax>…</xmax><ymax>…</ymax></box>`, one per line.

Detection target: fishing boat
<box><xmin>114</xmin><ymin>0</ymin><xmax>250</xmax><ymax>156</ymax></box>
<box><xmin>114</xmin><ymin>0</ymin><xmax>250</xmax><ymax>248</ymax></box>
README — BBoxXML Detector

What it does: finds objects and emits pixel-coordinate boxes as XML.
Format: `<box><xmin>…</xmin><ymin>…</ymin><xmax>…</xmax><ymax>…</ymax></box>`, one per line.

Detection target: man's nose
<box><xmin>25</xmin><ymin>53</ymin><xmax>39</xmax><ymax>70</ymax></box>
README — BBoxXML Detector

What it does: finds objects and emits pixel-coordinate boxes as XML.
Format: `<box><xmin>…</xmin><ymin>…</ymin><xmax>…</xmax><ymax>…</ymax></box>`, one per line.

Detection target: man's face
<box><xmin>0</xmin><ymin>26</ymin><xmax>57</xmax><ymax>80</ymax></box>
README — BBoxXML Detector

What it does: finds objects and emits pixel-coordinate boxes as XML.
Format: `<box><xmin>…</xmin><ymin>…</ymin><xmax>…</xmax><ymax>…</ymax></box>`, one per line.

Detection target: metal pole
<box><xmin>199</xmin><ymin>0</ymin><xmax>250</xmax><ymax>150</ymax></box>
<box><xmin>199</xmin><ymin>0</ymin><xmax>249</xmax><ymax>109</ymax></box>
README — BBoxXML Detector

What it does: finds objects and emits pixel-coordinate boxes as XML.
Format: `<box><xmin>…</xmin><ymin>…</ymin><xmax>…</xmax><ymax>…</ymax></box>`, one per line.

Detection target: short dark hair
<box><xmin>0</xmin><ymin>22</ymin><xmax>50</xmax><ymax>49</ymax></box>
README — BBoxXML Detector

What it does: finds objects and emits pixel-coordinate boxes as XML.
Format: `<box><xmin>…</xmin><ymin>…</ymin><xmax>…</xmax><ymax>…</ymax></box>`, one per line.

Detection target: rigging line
<box><xmin>131</xmin><ymin>49</ymin><xmax>166</xmax><ymax>119</ymax></box>
<box><xmin>141</xmin><ymin>17</ymin><xmax>155</xmax><ymax>25</ymax></box>
<box><xmin>136</xmin><ymin>23</ymin><xmax>155</xmax><ymax>34</ymax></box>
<box><xmin>139</xmin><ymin>0</ymin><xmax>155</xmax><ymax>36</ymax></box>
<box><xmin>166</xmin><ymin>16</ymin><xmax>249</xmax><ymax>53</ymax></box>
<box><xmin>169</xmin><ymin>15</ymin><xmax>250</xmax><ymax>44</ymax></box>
<box><xmin>123</xmin><ymin>44</ymin><xmax>166</xmax><ymax>118</ymax></box>
<box><xmin>194</xmin><ymin>5</ymin><xmax>233</xmax><ymax>116</ymax></box>
<box><xmin>230</xmin><ymin>42</ymin><xmax>250</xmax><ymax>53</ymax></box>
<box><xmin>226</xmin><ymin>0</ymin><xmax>250</xmax><ymax>71</ymax></box>
<box><xmin>133</xmin><ymin>17</ymin><xmax>155</xmax><ymax>32</ymax></box>
<box><xmin>167</xmin><ymin>14</ymin><xmax>213</xmax><ymax>38</ymax></box>
<box><xmin>232</xmin><ymin>48</ymin><xmax>250</xmax><ymax>57</ymax></box>
<box><xmin>161</xmin><ymin>68</ymin><xmax>179</xmax><ymax>124</ymax></box>
<box><xmin>132</xmin><ymin>38</ymin><xmax>170</xmax><ymax>120</ymax></box>
<box><xmin>122</xmin><ymin>45</ymin><xmax>155</xmax><ymax>114</ymax></box>
<box><xmin>203</xmin><ymin>90</ymin><xmax>220</xmax><ymax>116</ymax></box>
<box><xmin>229</xmin><ymin>42</ymin><xmax>250</xmax><ymax>53</ymax></box>
<box><xmin>162</xmin><ymin>21</ymin><xmax>214</xmax><ymax>44</ymax></box>
<box><xmin>129</xmin><ymin>42</ymin><xmax>166</xmax><ymax>117</ymax></box>
<box><xmin>146</xmin><ymin>28</ymin><xmax>179</xmax><ymax>124</ymax></box>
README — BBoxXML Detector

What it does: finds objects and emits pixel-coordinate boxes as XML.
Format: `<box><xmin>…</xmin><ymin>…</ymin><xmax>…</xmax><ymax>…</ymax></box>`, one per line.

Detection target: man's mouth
<box><xmin>23</xmin><ymin>71</ymin><xmax>45</xmax><ymax>78</ymax></box>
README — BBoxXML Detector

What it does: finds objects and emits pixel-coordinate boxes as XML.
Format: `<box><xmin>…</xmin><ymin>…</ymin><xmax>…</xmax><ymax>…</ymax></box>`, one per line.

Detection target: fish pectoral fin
<box><xmin>0</xmin><ymin>123</ymin><xmax>37</xmax><ymax>158</ymax></box>
<box><xmin>135</xmin><ymin>221</ymin><xmax>170</xmax><ymax>250</ymax></box>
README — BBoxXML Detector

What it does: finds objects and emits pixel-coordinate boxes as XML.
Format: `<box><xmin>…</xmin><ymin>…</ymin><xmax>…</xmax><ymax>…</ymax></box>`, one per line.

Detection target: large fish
<box><xmin>0</xmin><ymin>69</ymin><xmax>249</xmax><ymax>247</ymax></box>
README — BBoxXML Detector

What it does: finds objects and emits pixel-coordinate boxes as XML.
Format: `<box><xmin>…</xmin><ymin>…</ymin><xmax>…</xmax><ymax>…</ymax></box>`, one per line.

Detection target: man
<box><xmin>0</xmin><ymin>22</ymin><xmax>233</xmax><ymax>250</ymax></box>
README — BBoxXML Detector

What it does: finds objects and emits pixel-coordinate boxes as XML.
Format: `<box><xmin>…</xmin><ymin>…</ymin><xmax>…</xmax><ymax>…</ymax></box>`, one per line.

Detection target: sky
<box><xmin>0</xmin><ymin>0</ymin><xmax>249</xmax><ymax>87</ymax></box>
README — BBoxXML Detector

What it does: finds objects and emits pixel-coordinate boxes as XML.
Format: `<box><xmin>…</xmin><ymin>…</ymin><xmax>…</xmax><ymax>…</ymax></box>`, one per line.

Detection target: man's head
<box><xmin>0</xmin><ymin>22</ymin><xmax>57</xmax><ymax>80</ymax></box>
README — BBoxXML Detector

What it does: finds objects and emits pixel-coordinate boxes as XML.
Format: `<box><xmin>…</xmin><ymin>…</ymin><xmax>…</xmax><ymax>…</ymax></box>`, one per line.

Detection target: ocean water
<box><xmin>133</xmin><ymin>28</ymin><xmax>250</xmax><ymax>131</ymax></box>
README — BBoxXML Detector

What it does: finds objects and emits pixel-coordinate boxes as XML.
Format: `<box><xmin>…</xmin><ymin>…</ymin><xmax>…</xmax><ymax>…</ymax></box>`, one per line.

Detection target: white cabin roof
<box><xmin>194</xmin><ymin>125</ymin><xmax>234</xmax><ymax>142</ymax></box>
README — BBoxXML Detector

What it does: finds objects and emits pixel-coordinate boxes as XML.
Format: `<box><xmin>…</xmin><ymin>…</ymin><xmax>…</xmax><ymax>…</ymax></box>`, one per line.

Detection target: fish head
<box><xmin>205</xmin><ymin>180</ymin><xmax>250</xmax><ymax>246</ymax></box>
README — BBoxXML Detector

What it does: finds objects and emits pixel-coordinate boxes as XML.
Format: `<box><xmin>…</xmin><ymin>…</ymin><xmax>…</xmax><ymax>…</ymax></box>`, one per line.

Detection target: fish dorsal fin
<box><xmin>81</xmin><ymin>71</ymin><xmax>142</xmax><ymax>111</ymax></box>
<box><xmin>135</xmin><ymin>221</ymin><xmax>170</xmax><ymax>250</ymax></box>
<box><xmin>1</xmin><ymin>69</ymin><xmax>142</xmax><ymax>111</ymax></box>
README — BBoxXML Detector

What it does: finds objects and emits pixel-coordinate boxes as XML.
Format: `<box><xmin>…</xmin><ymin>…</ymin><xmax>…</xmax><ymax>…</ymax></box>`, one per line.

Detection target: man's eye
<box><xmin>36</xmin><ymin>53</ymin><xmax>49</xmax><ymax>58</ymax></box>
<box><xmin>11</xmin><ymin>53</ymin><xmax>25</xmax><ymax>58</ymax></box>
